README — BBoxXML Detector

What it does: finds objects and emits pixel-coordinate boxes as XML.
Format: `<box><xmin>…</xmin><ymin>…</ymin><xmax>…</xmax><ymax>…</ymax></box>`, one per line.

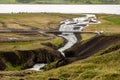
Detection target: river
<box><xmin>27</xmin><ymin>14</ymin><xmax>101</xmax><ymax>70</ymax></box>
<box><xmin>3</xmin><ymin>4</ymin><xmax>118</xmax><ymax>71</ymax></box>
<box><xmin>58</xmin><ymin>14</ymin><xmax>101</xmax><ymax>57</ymax></box>
<box><xmin>0</xmin><ymin>4</ymin><xmax>120</xmax><ymax>15</ymax></box>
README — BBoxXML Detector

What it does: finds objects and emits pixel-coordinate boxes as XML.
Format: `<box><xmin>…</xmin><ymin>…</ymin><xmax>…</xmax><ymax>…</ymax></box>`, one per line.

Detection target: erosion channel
<box><xmin>28</xmin><ymin>14</ymin><xmax>101</xmax><ymax>71</ymax></box>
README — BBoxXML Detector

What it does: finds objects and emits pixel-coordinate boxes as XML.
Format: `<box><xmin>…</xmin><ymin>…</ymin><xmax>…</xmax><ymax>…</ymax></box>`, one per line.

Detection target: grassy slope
<box><xmin>0</xmin><ymin>13</ymin><xmax>120</xmax><ymax>51</ymax></box>
<box><xmin>0</xmin><ymin>13</ymin><xmax>80</xmax><ymax>51</ymax></box>
<box><xmin>82</xmin><ymin>14</ymin><xmax>120</xmax><ymax>40</ymax></box>
<box><xmin>37</xmin><ymin>13</ymin><xmax>120</xmax><ymax>79</ymax></box>
<box><xmin>36</xmin><ymin>40</ymin><xmax>120</xmax><ymax>80</ymax></box>
<box><xmin>0</xmin><ymin>13</ymin><xmax>80</xmax><ymax>71</ymax></box>
<box><xmin>0</xmin><ymin>34</ymin><xmax>120</xmax><ymax>80</ymax></box>
<box><xmin>0</xmin><ymin>0</ymin><xmax>17</xmax><ymax>4</ymax></box>
<box><xmin>0</xmin><ymin>13</ymin><xmax>119</xmax><ymax>80</ymax></box>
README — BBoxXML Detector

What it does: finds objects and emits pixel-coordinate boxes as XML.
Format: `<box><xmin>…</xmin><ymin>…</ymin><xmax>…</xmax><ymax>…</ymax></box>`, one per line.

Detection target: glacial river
<box><xmin>0</xmin><ymin>4</ymin><xmax>120</xmax><ymax>15</ymax></box>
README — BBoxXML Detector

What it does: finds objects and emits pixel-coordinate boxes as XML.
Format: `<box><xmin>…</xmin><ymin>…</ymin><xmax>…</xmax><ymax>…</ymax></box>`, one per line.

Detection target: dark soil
<box><xmin>56</xmin><ymin>34</ymin><xmax>120</xmax><ymax>67</ymax></box>
<box><xmin>0</xmin><ymin>47</ymin><xmax>62</xmax><ymax>70</ymax></box>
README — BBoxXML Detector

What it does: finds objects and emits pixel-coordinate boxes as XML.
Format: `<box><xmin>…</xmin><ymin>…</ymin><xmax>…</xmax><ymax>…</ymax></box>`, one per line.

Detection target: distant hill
<box><xmin>0</xmin><ymin>0</ymin><xmax>120</xmax><ymax>4</ymax></box>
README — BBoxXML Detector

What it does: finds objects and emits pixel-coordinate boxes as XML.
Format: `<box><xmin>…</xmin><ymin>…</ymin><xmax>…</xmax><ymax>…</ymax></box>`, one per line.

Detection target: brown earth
<box><xmin>0</xmin><ymin>34</ymin><xmax>120</xmax><ymax>71</ymax></box>
<box><xmin>0</xmin><ymin>47</ymin><xmax>62</xmax><ymax>71</ymax></box>
<box><xmin>56</xmin><ymin>34</ymin><xmax>120</xmax><ymax>67</ymax></box>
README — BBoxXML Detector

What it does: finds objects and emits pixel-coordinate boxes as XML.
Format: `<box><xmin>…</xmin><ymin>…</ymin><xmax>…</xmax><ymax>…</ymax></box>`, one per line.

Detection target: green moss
<box><xmin>0</xmin><ymin>13</ymin><xmax>120</xmax><ymax>80</ymax></box>
<box><xmin>44</xmin><ymin>60</ymin><xmax>58</xmax><ymax>70</ymax></box>
<box><xmin>5</xmin><ymin>62</ymin><xmax>22</xmax><ymax>71</ymax></box>
<box><xmin>50</xmin><ymin>37</ymin><xmax>64</xmax><ymax>47</ymax></box>
<box><xmin>94</xmin><ymin>73</ymin><xmax>120</xmax><ymax>80</ymax></box>
<box><xmin>80</xmin><ymin>63</ymin><xmax>97</xmax><ymax>70</ymax></box>
<box><xmin>79</xmin><ymin>71</ymin><xmax>99</xmax><ymax>80</ymax></box>
<box><xmin>59</xmin><ymin>73</ymin><xmax>71</xmax><ymax>79</ymax></box>
<box><xmin>104</xmin><ymin>15</ymin><xmax>120</xmax><ymax>25</ymax></box>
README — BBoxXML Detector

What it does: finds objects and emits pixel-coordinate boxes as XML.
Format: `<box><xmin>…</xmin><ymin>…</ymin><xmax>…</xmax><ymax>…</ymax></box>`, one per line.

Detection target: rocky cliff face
<box><xmin>0</xmin><ymin>47</ymin><xmax>61</xmax><ymax>71</ymax></box>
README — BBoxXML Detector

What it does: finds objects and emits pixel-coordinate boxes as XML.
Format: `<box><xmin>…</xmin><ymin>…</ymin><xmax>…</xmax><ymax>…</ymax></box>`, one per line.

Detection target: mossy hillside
<box><xmin>0</xmin><ymin>13</ymin><xmax>119</xmax><ymax>41</ymax></box>
<box><xmin>82</xmin><ymin>14</ymin><xmax>120</xmax><ymax>40</ymax></box>
<box><xmin>0</xmin><ymin>46</ymin><xmax>62</xmax><ymax>71</ymax></box>
<box><xmin>0</xmin><ymin>13</ymin><xmax>81</xmax><ymax>30</ymax></box>
<box><xmin>0</xmin><ymin>13</ymin><xmax>81</xmax><ymax>71</ymax></box>
<box><xmin>31</xmin><ymin>40</ymin><xmax>120</xmax><ymax>80</ymax></box>
<box><xmin>0</xmin><ymin>13</ymin><xmax>119</xmax><ymax>79</ymax></box>
<box><xmin>0</xmin><ymin>37</ymin><xmax>63</xmax><ymax>51</ymax></box>
<box><xmin>0</xmin><ymin>37</ymin><xmax>63</xmax><ymax>71</ymax></box>
<box><xmin>0</xmin><ymin>42</ymin><xmax>119</xmax><ymax>80</ymax></box>
<box><xmin>0</xmin><ymin>13</ymin><xmax>119</xmax><ymax>44</ymax></box>
<box><xmin>44</xmin><ymin>33</ymin><xmax>120</xmax><ymax>70</ymax></box>
<box><xmin>0</xmin><ymin>0</ymin><xmax>17</xmax><ymax>4</ymax></box>
<box><xmin>0</xmin><ymin>13</ymin><xmax>81</xmax><ymax>42</ymax></box>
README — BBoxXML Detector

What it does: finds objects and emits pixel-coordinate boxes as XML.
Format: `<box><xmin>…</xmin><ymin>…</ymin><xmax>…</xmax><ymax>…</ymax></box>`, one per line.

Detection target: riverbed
<box><xmin>27</xmin><ymin>14</ymin><xmax>101</xmax><ymax>70</ymax></box>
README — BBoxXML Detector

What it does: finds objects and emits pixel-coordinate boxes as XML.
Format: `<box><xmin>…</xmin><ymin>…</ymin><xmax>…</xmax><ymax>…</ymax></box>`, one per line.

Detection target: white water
<box><xmin>26</xmin><ymin>14</ymin><xmax>101</xmax><ymax>70</ymax></box>
<box><xmin>12</xmin><ymin>4</ymin><xmax>119</xmax><ymax>70</ymax></box>
<box><xmin>26</xmin><ymin>63</ymin><xmax>46</xmax><ymax>71</ymax></box>
<box><xmin>58</xmin><ymin>14</ymin><xmax>101</xmax><ymax>57</ymax></box>
<box><xmin>0</xmin><ymin>4</ymin><xmax>120</xmax><ymax>15</ymax></box>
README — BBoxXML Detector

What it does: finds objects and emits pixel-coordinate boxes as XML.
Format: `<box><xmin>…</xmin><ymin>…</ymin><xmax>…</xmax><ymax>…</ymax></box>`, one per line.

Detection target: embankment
<box><xmin>0</xmin><ymin>47</ymin><xmax>61</xmax><ymax>71</ymax></box>
<box><xmin>56</xmin><ymin>33</ymin><xmax>120</xmax><ymax>67</ymax></box>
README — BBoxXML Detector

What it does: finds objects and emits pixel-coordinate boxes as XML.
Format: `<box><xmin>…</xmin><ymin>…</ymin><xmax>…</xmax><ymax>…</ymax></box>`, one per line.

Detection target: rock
<box><xmin>0</xmin><ymin>59</ymin><xmax>6</xmax><ymax>70</ymax></box>
<box><xmin>1</xmin><ymin>52</ymin><xmax>21</xmax><ymax>66</ymax></box>
<box><xmin>19</xmin><ymin>51</ymin><xmax>35</xmax><ymax>69</ymax></box>
<box><xmin>0</xmin><ymin>47</ymin><xmax>62</xmax><ymax>71</ymax></box>
<box><xmin>34</xmin><ymin>48</ymin><xmax>61</xmax><ymax>63</ymax></box>
<box><xmin>56</xmin><ymin>57</ymin><xmax>78</xmax><ymax>67</ymax></box>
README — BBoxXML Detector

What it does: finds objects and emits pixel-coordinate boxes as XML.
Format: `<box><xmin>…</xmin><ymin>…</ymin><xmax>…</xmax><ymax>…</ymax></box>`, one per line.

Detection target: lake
<box><xmin>0</xmin><ymin>4</ymin><xmax>120</xmax><ymax>15</ymax></box>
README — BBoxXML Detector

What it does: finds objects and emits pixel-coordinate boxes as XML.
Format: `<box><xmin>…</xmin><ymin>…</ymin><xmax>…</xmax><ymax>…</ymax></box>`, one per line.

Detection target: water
<box><xmin>5</xmin><ymin>4</ymin><xmax>118</xmax><ymax>70</ymax></box>
<box><xmin>26</xmin><ymin>14</ymin><xmax>101</xmax><ymax>70</ymax></box>
<box><xmin>26</xmin><ymin>63</ymin><xmax>46</xmax><ymax>71</ymax></box>
<box><xmin>0</xmin><ymin>4</ymin><xmax>120</xmax><ymax>15</ymax></box>
<box><xmin>58</xmin><ymin>14</ymin><xmax>101</xmax><ymax>57</ymax></box>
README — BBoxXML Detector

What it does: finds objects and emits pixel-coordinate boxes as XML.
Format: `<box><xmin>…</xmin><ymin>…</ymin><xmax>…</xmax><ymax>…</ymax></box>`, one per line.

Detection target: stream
<box><xmin>58</xmin><ymin>14</ymin><xmax>101</xmax><ymax>57</ymax></box>
<box><xmin>27</xmin><ymin>14</ymin><xmax>101</xmax><ymax>71</ymax></box>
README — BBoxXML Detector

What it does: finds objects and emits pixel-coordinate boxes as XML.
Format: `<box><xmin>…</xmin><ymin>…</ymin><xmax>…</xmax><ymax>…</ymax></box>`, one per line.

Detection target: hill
<box><xmin>38</xmin><ymin>35</ymin><xmax>120</xmax><ymax>80</ymax></box>
<box><xmin>0</xmin><ymin>33</ymin><xmax>120</xmax><ymax>80</ymax></box>
<box><xmin>0</xmin><ymin>13</ymin><xmax>119</xmax><ymax>80</ymax></box>
<box><xmin>0</xmin><ymin>0</ymin><xmax>120</xmax><ymax>4</ymax></box>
